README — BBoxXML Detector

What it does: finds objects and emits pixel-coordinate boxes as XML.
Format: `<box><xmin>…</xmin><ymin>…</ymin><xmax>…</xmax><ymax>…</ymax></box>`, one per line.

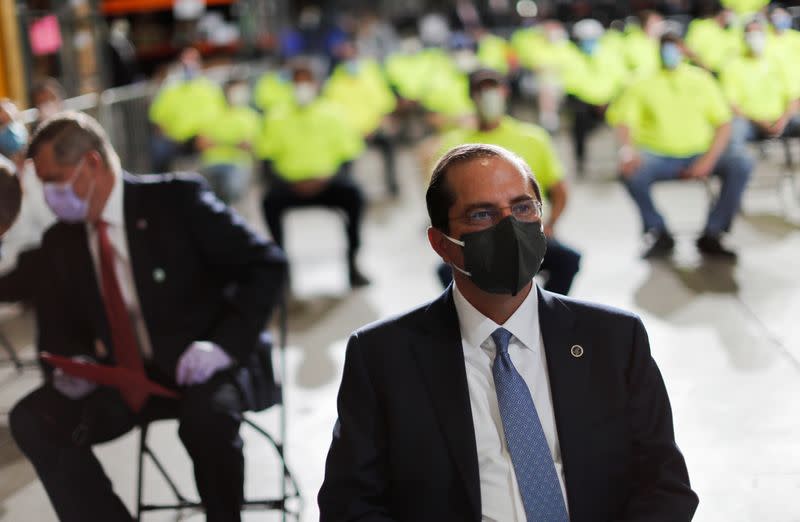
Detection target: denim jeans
<box><xmin>729</xmin><ymin>116</ymin><xmax>800</xmax><ymax>155</ymax></box>
<box><xmin>622</xmin><ymin>148</ymin><xmax>753</xmax><ymax>236</ymax></box>
<box><xmin>202</xmin><ymin>164</ymin><xmax>249</xmax><ymax>204</ymax></box>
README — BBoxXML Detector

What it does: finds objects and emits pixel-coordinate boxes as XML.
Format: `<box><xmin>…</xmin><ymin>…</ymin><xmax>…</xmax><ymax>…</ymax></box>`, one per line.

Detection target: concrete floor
<box><xmin>1</xmin><ymin>127</ymin><xmax>799</xmax><ymax>521</ymax></box>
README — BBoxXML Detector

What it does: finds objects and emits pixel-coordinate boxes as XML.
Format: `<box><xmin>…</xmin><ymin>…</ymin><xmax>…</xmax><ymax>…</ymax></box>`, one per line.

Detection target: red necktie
<box><xmin>95</xmin><ymin>220</ymin><xmax>147</xmax><ymax>411</ymax></box>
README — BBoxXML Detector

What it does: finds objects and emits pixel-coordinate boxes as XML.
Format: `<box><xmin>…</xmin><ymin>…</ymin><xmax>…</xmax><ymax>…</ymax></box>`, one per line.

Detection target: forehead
<box><xmin>447</xmin><ymin>155</ymin><xmax>532</xmax><ymax>204</ymax></box>
<box><xmin>33</xmin><ymin>142</ymin><xmax>73</xmax><ymax>182</ymax></box>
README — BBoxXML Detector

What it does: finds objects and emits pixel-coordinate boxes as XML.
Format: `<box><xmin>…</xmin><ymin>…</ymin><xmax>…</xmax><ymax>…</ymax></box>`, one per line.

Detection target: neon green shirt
<box><xmin>563</xmin><ymin>43</ymin><xmax>627</xmax><ymax>106</ymax></box>
<box><xmin>624</xmin><ymin>30</ymin><xmax>660</xmax><ymax>76</ymax></box>
<box><xmin>253</xmin><ymin>72</ymin><xmax>294</xmax><ymax>112</ymax></box>
<box><xmin>721</xmin><ymin>0</ymin><xmax>770</xmax><ymax>15</ymax></box>
<box><xmin>199</xmin><ymin>105</ymin><xmax>260</xmax><ymax>166</ymax></box>
<box><xmin>437</xmin><ymin>116</ymin><xmax>563</xmax><ymax>193</ymax></box>
<box><xmin>766</xmin><ymin>29</ymin><xmax>800</xmax><ymax>93</ymax></box>
<box><xmin>607</xmin><ymin>64</ymin><xmax>732</xmax><ymax>157</ymax></box>
<box><xmin>685</xmin><ymin>18</ymin><xmax>744</xmax><ymax>72</ymax></box>
<box><xmin>477</xmin><ymin>34</ymin><xmax>511</xmax><ymax>74</ymax></box>
<box><xmin>149</xmin><ymin>77</ymin><xmax>226</xmax><ymax>142</ymax></box>
<box><xmin>510</xmin><ymin>27</ymin><xmax>546</xmax><ymax>70</ymax></box>
<box><xmin>323</xmin><ymin>59</ymin><xmax>396</xmax><ymax>135</ymax></box>
<box><xmin>720</xmin><ymin>55</ymin><xmax>797</xmax><ymax>122</ymax></box>
<box><xmin>255</xmin><ymin>100</ymin><xmax>365</xmax><ymax>182</ymax></box>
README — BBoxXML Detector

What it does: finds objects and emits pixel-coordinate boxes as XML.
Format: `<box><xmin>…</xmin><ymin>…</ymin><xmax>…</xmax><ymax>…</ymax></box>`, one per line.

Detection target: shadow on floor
<box><xmin>741</xmin><ymin>212</ymin><xmax>800</xmax><ymax>239</ymax></box>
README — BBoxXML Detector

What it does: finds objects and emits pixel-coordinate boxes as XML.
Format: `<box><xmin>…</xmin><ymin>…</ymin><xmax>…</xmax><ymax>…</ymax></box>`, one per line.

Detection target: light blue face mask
<box><xmin>773</xmin><ymin>14</ymin><xmax>792</xmax><ymax>31</ymax></box>
<box><xmin>660</xmin><ymin>42</ymin><xmax>682</xmax><ymax>70</ymax></box>
<box><xmin>580</xmin><ymin>38</ymin><xmax>599</xmax><ymax>55</ymax></box>
<box><xmin>0</xmin><ymin>122</ymin><xmax>28</xmax><ymax>157</ymax></box>
<box><xmin>43</xmin><ymin>159</ymin><xmax>94</xmax><ymax>223</ymax></box>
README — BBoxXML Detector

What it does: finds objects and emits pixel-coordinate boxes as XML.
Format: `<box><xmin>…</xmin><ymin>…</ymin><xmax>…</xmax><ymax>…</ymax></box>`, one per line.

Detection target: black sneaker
<box><xmin>696</xmin><ymin>234</ymin><xmax>737</xmax><ymax>260</ymax></box>
<box><xmin>349</xmin><ymin>266</ymin><xmax>371</xmax><ymax>288</ymax></box>
<box><xmin>642</xmin><ymin>230</ymin><xmax>675</xmax><ymax>259</ymax></box>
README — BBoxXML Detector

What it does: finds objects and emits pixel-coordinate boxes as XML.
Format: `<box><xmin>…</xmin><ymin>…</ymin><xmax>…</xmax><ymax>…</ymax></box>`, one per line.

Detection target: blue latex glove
<box><xmin>176</xmin><ymin>341</ymin><xmax>233</xmax><ymax>386</ymax></box>
<box><xmin>53</xmin><ymin>356</ymin><xmax>97</xmax><ymax>400</ymax></box>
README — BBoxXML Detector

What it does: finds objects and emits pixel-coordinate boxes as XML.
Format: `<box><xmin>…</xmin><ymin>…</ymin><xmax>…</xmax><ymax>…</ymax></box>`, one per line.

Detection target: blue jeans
<box><xmin>202</xmin><ymin>164</ymin><xmax>249</xmax><ymax>204</ymax></box>
<box><xmin>622</xmin><ymin>149</ymin><xmax>753</xmax><ymax>236</ymax></box>
<box><xmin>730</xmin><ymin>116</ymin><xmax>800</xmax><ymax>155</ymax></box>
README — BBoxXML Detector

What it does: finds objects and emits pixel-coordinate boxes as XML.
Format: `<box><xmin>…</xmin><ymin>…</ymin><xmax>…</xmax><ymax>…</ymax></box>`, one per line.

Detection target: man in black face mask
<box><xmin>319</xmin><ymin>143</ymin><xmax>698</xmax><ymax>522</ymax></box>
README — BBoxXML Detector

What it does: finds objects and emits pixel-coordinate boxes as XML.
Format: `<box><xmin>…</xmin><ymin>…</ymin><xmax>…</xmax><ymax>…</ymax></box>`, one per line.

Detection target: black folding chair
<box><xmin>135</xmin><ymin>298</ymin><xmax>301</xmax><ymax>521</ymax></box>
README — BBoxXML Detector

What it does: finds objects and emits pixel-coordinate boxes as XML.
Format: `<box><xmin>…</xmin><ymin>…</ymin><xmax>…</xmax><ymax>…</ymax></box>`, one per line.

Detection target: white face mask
<box><xmin>294</xmin><ymin>83</ymin><xmax>317</xmax><ymax>106</ymax></box>
<box><xmin>476</xmin><ymin>88</ymin><xmax>506</xmax><ymax>122</ymax></box>
<box><xmin>227</xmin><ymin>85</ymin><xmax>250</xmax><ymax>106</ymax></box>
<box><xmin>745</xmin><ymin>31</ymin><xmax>766</xmax><ymax>55</ymax></box>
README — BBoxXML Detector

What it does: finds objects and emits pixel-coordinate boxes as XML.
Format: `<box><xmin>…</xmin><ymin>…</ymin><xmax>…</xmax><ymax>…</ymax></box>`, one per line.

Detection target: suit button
<box><xmin>570</xmin><ymin>345</ymin><xmax>584</xmax><ymax>358</ymax></box>
<box><xmin>153</xmin><ymin>268</ymin><xmax>166</xmax><ymax>283</ymax></box>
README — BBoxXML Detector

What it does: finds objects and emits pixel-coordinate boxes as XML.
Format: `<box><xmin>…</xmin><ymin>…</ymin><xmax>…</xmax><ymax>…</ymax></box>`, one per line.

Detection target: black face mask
<box><xmin>444</xmin><ymin>216</ymin><xmax>547</xmax><ymax>296</ymax></box>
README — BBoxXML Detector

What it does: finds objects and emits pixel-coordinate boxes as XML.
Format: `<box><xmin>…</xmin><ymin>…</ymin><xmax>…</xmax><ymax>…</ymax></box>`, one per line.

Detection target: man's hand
<box><xmin>544</xmin><ymin>223</ymin><xmax>555</xmax><ymax>238</ymax></box>
<box><xmin>52</xmin><ymin>356</ymin><xmax>97</xmax><ymax>400</ymax></box>
<box><xmin>682</xmin><ymin>155</ymin><xmax>715</xmax><ymax>180</ymax></box>
<box><xmin>767</xmin><ymin>116</ymin><xmax>790</xmax><ymax>137</ymax></box>
<box><xmin>176</xmin><ymin>341</ymin><xmax>233</xmax><ymax>386</ymax></box>
<box><xmin>619</xmin><ymin>146</ymin><xmax>641</xmax><ymax>178</ymax></box>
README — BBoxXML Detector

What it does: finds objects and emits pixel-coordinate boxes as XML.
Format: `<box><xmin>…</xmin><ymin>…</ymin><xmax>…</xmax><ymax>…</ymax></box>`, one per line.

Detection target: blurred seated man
<box><xmin>563</xmin><ymin>19</ymin><xmax>627</xmax><ymax>174</ymax></box>
<box><xmin>767</xmin><ymin>6</ymin><xmax>800</xmax><ymax>87</ymax></box>
<box><xmin>257</xmin><ymin>62</ymin><xmax>370</xmax><ymax>288</ymax></box>
<box><xmin>148</xmin><ymin>48</ymin><xmax>226</xmax><ymax>172</ymax></box>
<box><xmin>721</xmin><ymin>18</ymin><xmax>800</xmax><ymax>155</ymax></box>
<box><xmin>436</xmin><ymin>69</ymin><xmax>581</xmax><ymax>295</ymax></box>
<box><xmin>684</xmin><ymin>1</ymin><xmax>742</xmax><ymax>73</ymax></box>
<box><xmin>608</xmin><ymin>32</ymin><xmax>752</xmax><ymax>260</ymax></box>
<box><xmin>624</xmin><ymin>10</ymin><xmax>665</xmax><ymax>75</ymax></box>
<box><xmin>196</xmin><ymin>79</ymin><xmax>260</xmax><ymax>204</ymax></box>
<box><xmin>9</xmin><ymin>112</ymin><xmax>288</xmax><ymax>522</ymax></box>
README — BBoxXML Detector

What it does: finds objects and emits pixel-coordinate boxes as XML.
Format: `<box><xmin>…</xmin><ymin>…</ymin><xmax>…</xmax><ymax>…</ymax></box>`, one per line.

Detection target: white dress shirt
<box><xmin>452</xmin><ymin>282</ymin><xmax>568</xmax><ymax>522</ymax></box>
<box><xmin>85</xmin><ymin>171</ymin><xmax>154</xmax><ymax>360</ymax></box>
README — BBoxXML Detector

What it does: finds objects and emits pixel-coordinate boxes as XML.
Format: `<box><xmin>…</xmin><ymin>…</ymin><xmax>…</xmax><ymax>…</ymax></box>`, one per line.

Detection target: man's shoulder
<box><xmin>352</xmin><ymin>298</ymin><xmax>438</xmax><ymax>341</ymax></box>
<box><xmin>124</xmin><ymin>171</ymin><xmax>208</xmax><ymax>196</ymax></box>
<box><xmin>544</xmin><ymin>290</ymin><xmax>642</xmax><ymax>327</ymax></box>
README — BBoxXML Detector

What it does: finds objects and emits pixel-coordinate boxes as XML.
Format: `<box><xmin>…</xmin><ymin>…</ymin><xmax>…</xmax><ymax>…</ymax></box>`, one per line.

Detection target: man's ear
<box><xmin>428</xmin><ymin>226</ymin><xmax>452</xmax><ymax>263</ymax></box>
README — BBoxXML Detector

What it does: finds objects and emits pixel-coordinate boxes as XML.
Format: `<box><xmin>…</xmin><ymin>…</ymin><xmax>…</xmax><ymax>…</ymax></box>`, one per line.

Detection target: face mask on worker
<box><xmin>293</xmin><ymin>82</ymin><xmax>317</xmax><ymax>106</ymax></box>
<box><xmin>660</xmin><ymin>42</ymin><xmax>682</xmax><ymax>69</ymax></box>
<box><xmin>476</xmin><ymin>87</ymin><xmax>506</xmax><ymax>122</ymax></box>
<box><xmin>443</xmin><ymin>216</ymin><xmax>547</xmax><ymax>296</ymax></box>
<box><xmin>579</xmin><ymin>38</ymin><xmax>599</xmax><ymax>55</ymax></box>
<box><xmin>0</xmin><ymin>122</ymin><xmax>28</xmax><ymax>157</ymax></box>
<box><xmin>43</xmin><ymin>159</ymin><xmax>94</xmax><ymax>223</ymax></box>
<box><xmin>745</xmin><ymin>30</ymin><xmax>766</xmax><ymax>55</ymax></box>
<box><xmin>227</xmin><ymin>85</ymin><xmax>250</xmax><ymax>106</ymax></box>
<box><xmin>772</xmin><ymin>13</ymin><xmax>792</xmax><ymax>31</ymax></box>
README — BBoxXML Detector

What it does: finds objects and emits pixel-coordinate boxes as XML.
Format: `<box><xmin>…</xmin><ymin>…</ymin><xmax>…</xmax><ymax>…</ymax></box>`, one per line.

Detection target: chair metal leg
<box><xmin>136</xmin><ymin>424</ymin><xmax>148</xmax><ymax>522</ymax></box>
<box><xmin>0</xmin><ymin>328</ymin><xmax>23</xmax><ymax>372</ymax></box>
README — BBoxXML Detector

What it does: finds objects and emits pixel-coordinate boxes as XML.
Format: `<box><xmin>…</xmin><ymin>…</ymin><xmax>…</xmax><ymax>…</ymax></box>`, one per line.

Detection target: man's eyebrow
<box><xmin>462</xmin><ymin>195</ymin><xmax>535</xmax><ymax>212</ymax></box>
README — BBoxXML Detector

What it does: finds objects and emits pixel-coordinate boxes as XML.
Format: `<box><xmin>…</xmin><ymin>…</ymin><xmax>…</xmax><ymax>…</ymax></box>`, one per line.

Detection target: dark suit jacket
<box><xmin>318</xmin><ymin>287</ymin><xmax>699</xmax><ymax>522</ymax></box>
<box><xmin>4</xmin><ymin>172</ymin><xmax>287</xmax><ymax>395</ymax></box>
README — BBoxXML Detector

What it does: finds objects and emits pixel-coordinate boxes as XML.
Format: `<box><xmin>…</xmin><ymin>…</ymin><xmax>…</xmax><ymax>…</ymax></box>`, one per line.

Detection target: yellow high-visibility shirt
<box><xmin>437</xmin><ymin>116</ymin><xmax>563</xmax><ymax>193</ymax></box>
<box><xmin>685</xmin><ymin>18</ymin><xmax>744</xmax><ymax>72</ymax></box>
<box><xmin>253</xmin><ymin>72</ymin><xmax>294</xmax><ymax>112</ymax></box>
<box><xmin>607</xmin><ymin>64</ymin><xmax>732</xmax><ymax>157</ymax></box>
<box><xmin>720</xmin><ymin>55</ymin><xmax>798</xmax><ymax>122</ymax></box>
<box><xmin>255</xmin><ymin>100</ymin><xmax>365</xmax><ymax>182</ymax></box>
<box><xmin>563</xmin><ymin>43</ymin><xmax>627</xmax><ymax>106</ymax></box>
<box><xmin>199</xmin><ymin>105</ymin><xmax>260</xmax><ymax>166</ymax></box>
<box><xmin>323</xmin><ymin>58</ymin><xmax>396</xmax><ymax>135</ymax></box>
<box><xmin>624</xmin><ymin>29</ymin><xmax>660</xmax><ymax>76</ymax></box>
<box><xmin>721</xmin><ymin>0</ymin><xmax>770</xmax><ymax>15</ymax></box>
<box><xmin>477</xmin><ymin>34</ymin><xmax>512</xmax><ymax>75</ymax></box>
<box><xmin>419</xmin><ymin>66</ymin><xmax>474</xmax><ymax>118</ymax></box>
<box><xmin>766</xmin><ymin>29</ymin><xmax>800</xmax><ymax>93</ymax></box>
<box><xmin>510</xmin><ymin>27</ymin><xmax>546</xmax><ymax>70</ymax></box>
<box><xmin>149</xmin><ymin>77</ymin><xmax>226</xmax><ymax>142</ymax></box>
<box><xmin>385</xmin><ymin>48</ymin><xmax>451</xmax><ymax>102</ymax></box>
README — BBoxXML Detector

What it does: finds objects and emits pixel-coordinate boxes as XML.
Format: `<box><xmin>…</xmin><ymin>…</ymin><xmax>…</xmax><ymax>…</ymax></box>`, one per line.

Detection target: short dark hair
<box><xmin>660</xmin><ymin>31</ymin><xmax>682</xmax><ymax>46</ymax></box>
<box><xmin>27</xmin><ymin>111</ymin><xmax>119</xmax><ymax>171</ymax></box>
<box><xmin>426</xmin><ymin>143</ymin><xmax>543</xmax><ymax>233</ymax></box>
<box><xmin>0</xmin><ymin>156</ymin><xmax>21</xmax><ymax>235</ymax></box>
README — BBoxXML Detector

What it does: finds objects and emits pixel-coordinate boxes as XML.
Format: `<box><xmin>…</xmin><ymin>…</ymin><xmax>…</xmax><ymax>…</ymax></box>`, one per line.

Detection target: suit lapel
<box><xmin>410</xmin><ymin>288</ymin><xmax>481</xmax><ymax>521</ymax></box>
<box><xmin>538</xmin><ymin>288</ymin><xmax>591</xmax><ymax>516</ymax></box>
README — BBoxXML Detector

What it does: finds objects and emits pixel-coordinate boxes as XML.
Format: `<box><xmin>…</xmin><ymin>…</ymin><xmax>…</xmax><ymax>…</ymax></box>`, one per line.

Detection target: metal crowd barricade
<box><xmin>98</xmin><ymin>82</ymin><xmax>158</xmax><ymax>174</ymax></box>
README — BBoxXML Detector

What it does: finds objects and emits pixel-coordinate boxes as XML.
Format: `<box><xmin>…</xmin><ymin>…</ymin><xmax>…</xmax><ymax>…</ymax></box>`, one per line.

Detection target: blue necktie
<box><xmin>491</xmin><ymin>327</ymin><xmax>569</xmax><ymax>522</ymax></box>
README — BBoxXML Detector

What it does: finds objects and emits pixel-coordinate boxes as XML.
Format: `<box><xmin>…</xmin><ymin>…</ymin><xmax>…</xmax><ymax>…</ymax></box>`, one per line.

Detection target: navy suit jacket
<box><xmin>3</xmin><ymin>172</ymin><xmax>287</xmax><ymax>390</ymax></box>
<box><xmin>318</xmin><ymin>286</ymin><xmax>698</xmax><ymax>522</ymax></box>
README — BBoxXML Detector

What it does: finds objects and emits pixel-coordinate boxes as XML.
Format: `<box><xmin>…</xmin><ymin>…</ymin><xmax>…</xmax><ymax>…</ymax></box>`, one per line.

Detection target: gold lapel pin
<box><xmin>570</xmin><ymin>345</ymin><xmax>584</xmax><ymax>358</ymax></box>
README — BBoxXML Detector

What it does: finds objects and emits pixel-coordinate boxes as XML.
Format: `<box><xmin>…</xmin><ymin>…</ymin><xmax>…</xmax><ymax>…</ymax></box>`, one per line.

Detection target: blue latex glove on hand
<box><xmin>176</xmin><ymin>341</ymin><xmax>233</xmax><ymax>386</ymax></box>
<box><xmin>53</xmin><ymin>356</ymin><xmax>97</xmax><ymax>400</ymax></box>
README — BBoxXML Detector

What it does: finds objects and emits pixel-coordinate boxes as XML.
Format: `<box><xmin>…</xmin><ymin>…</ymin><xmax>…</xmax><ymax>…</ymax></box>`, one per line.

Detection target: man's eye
<box><xmin>468</xmin><ymin>210</ymin><xmax>493</xmax><ymax>221</ymax></box>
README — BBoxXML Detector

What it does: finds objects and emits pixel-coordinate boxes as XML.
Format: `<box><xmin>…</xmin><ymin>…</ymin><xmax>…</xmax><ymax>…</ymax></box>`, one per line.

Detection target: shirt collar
<box><xmin>452</xmin><ymin>281</ymin><xmax>540</xmax><ymax>352</ymax></box>
<box><xmin>99</xmin><ymin>169</ymin><xmax>124</xmax><ymax>228</ymax></box>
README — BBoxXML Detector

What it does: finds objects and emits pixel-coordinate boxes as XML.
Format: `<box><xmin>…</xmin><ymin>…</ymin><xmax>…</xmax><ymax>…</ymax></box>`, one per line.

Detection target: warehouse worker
<box><xmin>196</xmin><ymin>79</ymin><xmax>260</xmax><ymax>204</ymax></box>
<box><xmin>766</xmin><ymin>7</ymin><xmax>800</xmax><ymax>89</ymax></box>
<box><xmin>563</xmin><ymin>19</ymin><xmax>627</xmax><ymax>174</ymax></box>
<box><xmin>624</xmin><ymin>11</ymin><xmax>665</xmax><ymax>75</ymax></box>
<box><xmin>435</xmin><ymin>69</ymin><xmax>581</xmax><ymax>295</ymax></box>
<box><xmin>722</xmin><ymin>0</ymin><xmax>770</xmax><ymax>16</ymax></box>
<box><xmin>324</xmin><ymin>39</ymin><xmax>399</xmax><ymax>196</ymax></box>
<box><xmin>721</xmin><ymin>18</ymin><xmax>800</xmax><ymax>154</ymax></box>
<box><xmin>253</xmin><ymin>70</ymin><xmax>295</xmax><ymax>114</ymax></box>
<box><xmin>609</xmin><ymin>32</ymin><xmax>752</xmax><ymax>260</ymax></box>
<box><xmin>148</xmin><ymin>48</ymin><xmax>226</xmax><ymax>172</ymax></box>
<box><xmin>257</xmin><ymin>63</ymin><xmax>370</xmax><ymax>288</ymax></box>
<box><xmin>685</xmin><ymin>2</ymin><xmax>743</xmax><ymax>73</ymax></box>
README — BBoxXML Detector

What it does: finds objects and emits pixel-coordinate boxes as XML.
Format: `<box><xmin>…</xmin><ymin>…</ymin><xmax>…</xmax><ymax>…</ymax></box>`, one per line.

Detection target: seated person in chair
<box><xmin>721</xmin><ymin>18</ymin><xmax>800</xmax><ymax>156</ymax></box>
<box><xmin>257</xmin><ymin>62</ymin><xmax>370</xmax><ymax>288</ymax></box>
<box><xmin>608</xmin><ymin>31</ymin><xmax>753</xmax><ymax>260</ymax></box>
<box><xmin>9</xmin><ymin>112</ymin><xmax>288</xmax><ymax>522</ymax></box>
